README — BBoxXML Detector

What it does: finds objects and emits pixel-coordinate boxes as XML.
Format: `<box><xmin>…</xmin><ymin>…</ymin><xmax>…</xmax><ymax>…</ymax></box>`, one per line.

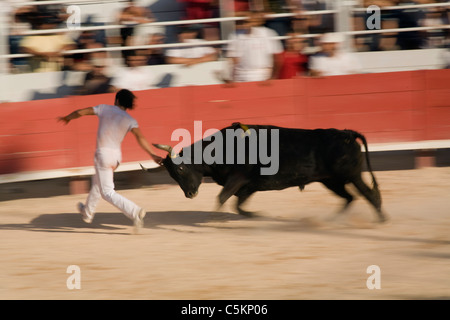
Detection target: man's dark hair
<box><xmin>115</xmin><ymin>89</ymin><xmax>136</xmax><ymax>109</ymax></box>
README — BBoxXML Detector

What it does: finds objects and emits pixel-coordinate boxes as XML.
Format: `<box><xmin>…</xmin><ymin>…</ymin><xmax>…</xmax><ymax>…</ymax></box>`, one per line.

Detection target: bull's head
<box><xmin>147</xmin><ymin>144</ymin><xmax>203</xmax><ymax>199</ymax></box>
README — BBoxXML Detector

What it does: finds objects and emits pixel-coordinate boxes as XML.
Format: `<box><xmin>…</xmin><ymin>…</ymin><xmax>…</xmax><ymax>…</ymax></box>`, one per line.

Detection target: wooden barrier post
<box><xmin>69</xmin><ymin>176</ymin><xmax>90</xmax><ymax>195</ymax></box>
<box><xmin>415</xmin><ymin>149</ymin><xmax>436</xmax><ymax>168</ymax></box>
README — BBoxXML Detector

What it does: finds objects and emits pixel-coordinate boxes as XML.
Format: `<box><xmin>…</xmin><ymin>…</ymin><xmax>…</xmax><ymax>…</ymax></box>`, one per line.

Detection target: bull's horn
<box><xmin>139</xmin><ymin>163</ymin><xmax>149</xmax><ymax>172</ymax></box>
<box><xmin>153</xmin><ymin>143</ymin><xmax>178</xmax><ymax>159</ymax></box>
<box><xmin>152</xmin><ymin>143</ymin><xmax>173</xmax><ymax>153</ymax></box>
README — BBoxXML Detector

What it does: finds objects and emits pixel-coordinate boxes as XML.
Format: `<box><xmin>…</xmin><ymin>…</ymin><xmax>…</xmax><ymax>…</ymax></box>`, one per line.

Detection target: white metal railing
<box><xmin>9</xmin><ymin>9</ymin><xmax>339</xmax><ymax>37</ymax></box>
<box><xmin>348</xmin><ymin>25</ymin><xmax>450</xmax><ymax>36</ymax></box>
<box><xmin>1</xmin><ymin>2</ymin><xmax>449</xmax><ymax>60</ymax></box>
<box><xmin>16</xmin><ymin>16</ymin><xmax>248</xmax><ymax>36</ymax></box>
<box><xmin>4</xmin><ymin>24</ymin><xmax>449</xmax><ymax>60</ymax></box>
<box><xmin>352</xmin><ymin>2</ymin><xmax>450</xmax><ymax>12</ymax></box>
<box><xmin>13</xmin><ymin>0</ymin><xmax>127</xmax><ymax>6</ymax></box>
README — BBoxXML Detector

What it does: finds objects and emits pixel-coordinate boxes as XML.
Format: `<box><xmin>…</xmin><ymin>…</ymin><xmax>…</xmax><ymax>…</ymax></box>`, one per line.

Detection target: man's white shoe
<box><xmin>77</xmin><ymin>202</ymin><xmax>93</xmax><ymax>224</ymax></box>
<box><xmin>134</xmin><ymin>208</ymin><xmax>146</xmax><ymax>232</ymax></box>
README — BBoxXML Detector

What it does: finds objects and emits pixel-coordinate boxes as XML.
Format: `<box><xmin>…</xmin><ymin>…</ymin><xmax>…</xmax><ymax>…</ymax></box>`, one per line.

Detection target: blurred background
<box><xmin>0</xmin><ymin>0</ymin><xmax>449</xmax><ymax>194</ymax></box>
<box><xmin>0</xmin><ymin>0</ymin><xmax>449</xmax><ymax>102</ymax></box>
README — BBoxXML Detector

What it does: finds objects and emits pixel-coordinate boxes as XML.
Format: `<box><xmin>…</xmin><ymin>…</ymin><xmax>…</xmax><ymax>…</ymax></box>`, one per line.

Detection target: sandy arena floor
<box><xmin>0</xmin><ymin>168</ymin><xmax>449</xmax><ymax>300</ymax></box>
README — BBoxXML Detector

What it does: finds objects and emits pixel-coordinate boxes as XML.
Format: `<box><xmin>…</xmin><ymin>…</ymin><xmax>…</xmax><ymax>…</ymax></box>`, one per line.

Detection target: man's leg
<box><xmin>96</xmin><ymin>164</ymin><xmax>141</xmax><ymax>221</ymax></box>
<box><xmin>81</xmin><ymin>172</ymin><xmax>102</xmax><ymax>222</ymax></box>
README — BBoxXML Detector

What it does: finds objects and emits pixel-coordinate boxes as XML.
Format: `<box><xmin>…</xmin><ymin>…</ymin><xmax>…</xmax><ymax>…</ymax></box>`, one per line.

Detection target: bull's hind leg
<box><xmin>321</xmin><ymin>179</ymin><xmax>354</xmax><ymax>214</ymax></box>
<box><xmin>351</xmin><ymin>176</ymin><xmax>387</xmax><ymax>223</ymax></box>
<box><xmin>235</xmin><ymin>189</ymin><xmax>256</xmax><ymax>217</ymax></box>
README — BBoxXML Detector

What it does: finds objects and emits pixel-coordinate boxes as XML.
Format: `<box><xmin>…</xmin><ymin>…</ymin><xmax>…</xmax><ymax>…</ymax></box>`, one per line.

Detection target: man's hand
<box><xmin>57</xmin><ymin>116</ymin><xmax>71</xmax><ymax>125</ymax></box>
<box><xmin>150</xmin><ymin>152</ymin><xmax>164</xmax><ymax>166</ymax></box>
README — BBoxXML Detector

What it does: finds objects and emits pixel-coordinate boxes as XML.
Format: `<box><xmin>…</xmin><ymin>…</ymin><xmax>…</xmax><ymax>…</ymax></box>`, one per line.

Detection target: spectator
<box><xmin>359</xmin><ymin>0</ymin><xmax>399</xmax><ymax>51</ymax></box>
<box><xmin>20</xmin><ymin>14</ymin><xmax>76</xmax><ymax>72</ymax></box>
<box><xmin>226</xmin><ymin>11</ymin><xmax>284</xmax><ymax>82</ymax></box>
<box><xmin>178</xmin><ymin>0</ymin><xmax>217</xmax><ymax>20</ymax></box>
<box><xmin>178</xmin><ymin>1</ymin><xmax>220</xmax><ymax>40</ymax></box>
<box><xmin>420</xmin><ymin>2</ymin><xmax>447</xmax><ymax>49</ymax></box>
<box><xmin>301</xmin><ymin>0</ymin><xmax>335</xmax><ymax>35</ymax></box>
<box><xmin>111</xmin><ymin>50</ymin><xmax>155</xmax><ymax>91</ymax></box>
<box><xmin>227</xmin><ymin>0</ymin><xmax>251</xmax><ymax>12</ymax></box>
<box><xmin>4</xmin><ymin>0</ymin><xmax>34</xmax><ymax>72</ymax></box>
<box><xmin>233</xmin><ymin>0</ymin><xmax>251</xmax><ymax>12</ymax></box>
<box><xmin>146</xmin><ymin>33</ymin><xmax>167</xmax><ymax>65</ymax></box>
<box><xmin>36</xmin><ymin>0</ymin><xmax>67</xmax><ymax>26</ymax></box>
<box><xmin>278</xmin><ymin>32</ymin><xmax>309</xmax><ymax>78</ymax></box>
<box><xmin>262</xmin><ymin>0</ymin><xmax>304</xmax><ymax>36</ymax></box>
<box><xmin>5</xmin><ymin>0</ymin><xmax>34</xmax><ymax>33</ymax></box>
<box><xmin>70</xmin><ymin>30</ymin><xmax>106</xmax><ymax>72</ymax></box>
<box><xmin>309</xmin><ymin>32</ymin><xmax>362</xmax><ymax>77</ymax></box>
<box><xmin>79</xmin><ymin>59</ymin><xmax>114</xmax><ymax>95</ymax></box>
<box><xmin>395</xmin><ymin>0</ymin><xmax>426</xmax><ymax>50</ymax></box>
<box><xmin>165</xmin><ymin>25</ymin><xmax>218</xmax><ymax>67</ymax></box>
<box><xmin>118</xmin><ymin>0</ymin><xmax>155</xmax><ymax>48</ymax></box>
<box><xmin>228</xmin><ymin>0</ymin><xmax>296</xmax><ymax>13</ymax></box>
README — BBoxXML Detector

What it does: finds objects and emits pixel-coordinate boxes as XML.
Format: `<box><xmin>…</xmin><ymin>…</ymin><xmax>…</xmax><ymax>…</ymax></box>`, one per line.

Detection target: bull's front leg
<box><xmin>216</xmin><ymin>173</ymin><xmax>249</xmax><ymax>211</ymax></box>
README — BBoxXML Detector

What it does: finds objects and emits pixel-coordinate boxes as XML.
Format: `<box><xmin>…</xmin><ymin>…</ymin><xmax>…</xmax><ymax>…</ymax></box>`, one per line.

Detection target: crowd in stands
<box><xmin>3</xmin><ymin>0</ymin><xmax>449</xmax><ymax>95</ymax></box>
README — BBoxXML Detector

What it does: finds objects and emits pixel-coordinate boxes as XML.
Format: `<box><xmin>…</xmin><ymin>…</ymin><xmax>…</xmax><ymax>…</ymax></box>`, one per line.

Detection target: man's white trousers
<box><xmin>84</xmin><ymin>148</ymin><xmax>141</xmax><ymax>220</ymax></box>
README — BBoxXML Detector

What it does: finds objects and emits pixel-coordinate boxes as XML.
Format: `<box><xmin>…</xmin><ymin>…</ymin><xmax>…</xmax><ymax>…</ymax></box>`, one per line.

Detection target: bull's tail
<box><xmin>346</xmin><ymin>130</ymin><xmax>387</xmax><ymax>222</ymax></box>
<box><xmin>347</xmin><ymin>130</ymin><xmax>379</xmax><ymax>189</ymax></box>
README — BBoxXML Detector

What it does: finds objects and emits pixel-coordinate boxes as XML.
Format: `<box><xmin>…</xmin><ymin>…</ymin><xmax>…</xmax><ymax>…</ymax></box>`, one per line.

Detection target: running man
<box><xmin>58</xmin><ymin>89</ymin><xmax>163</xmax><ymax>231</ymax></box>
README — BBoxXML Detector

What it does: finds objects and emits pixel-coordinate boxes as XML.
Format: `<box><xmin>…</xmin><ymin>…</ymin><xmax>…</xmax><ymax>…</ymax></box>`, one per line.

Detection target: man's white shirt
<box><xmin>112</xmin><ymin>67</ymin><xmax>155</xmax><ymax>91</ymax></box>
<box><xmin>309</xmin><ymin>52</ymin><xmax>362</xmax><ymax>76</ymax></box>
<box><xmin>227</xmin><ymin>27</ymin><xmax>283</xmax><ymax>82</ymax></box>
<box><xmin>93</xmin><ymin>104</ymin><xmax>138</xmax><ymax>152</ymax></box>
<box><xmin>166</xmin><ymin>39</ymin><xmax>216</xmax><ymax>59</ymax></box>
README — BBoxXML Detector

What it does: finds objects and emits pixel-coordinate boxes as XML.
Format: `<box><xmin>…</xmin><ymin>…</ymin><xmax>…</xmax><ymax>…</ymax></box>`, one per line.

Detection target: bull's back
<box><xmin>243</xmin><ymin>126</ymin><xmax>362</xmax><ymax>190</ymax></box>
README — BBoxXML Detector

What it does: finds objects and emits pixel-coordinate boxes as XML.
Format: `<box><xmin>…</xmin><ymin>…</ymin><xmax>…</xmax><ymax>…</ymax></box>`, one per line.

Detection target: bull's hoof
<box><xmin>237</xmin><ymin>208</ymin><xmax>255</xmax><ymax>217</ymax></box>
<box><xmin>377</xmin><ymin>214</ymin><xmax>389</xmax><ymax>224</ymax></box>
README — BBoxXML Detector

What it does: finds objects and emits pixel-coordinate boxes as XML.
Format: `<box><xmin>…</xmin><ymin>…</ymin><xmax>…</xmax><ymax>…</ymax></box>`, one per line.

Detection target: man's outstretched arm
<box><xmin>58</xmin><ymin>107</ymin><xmax>95</xmax><ymax>125</ymax></box>
<box><xmin>131</xmin><ymin>127</ymin><xmax>164</xmax><ymax>165</ymax></box>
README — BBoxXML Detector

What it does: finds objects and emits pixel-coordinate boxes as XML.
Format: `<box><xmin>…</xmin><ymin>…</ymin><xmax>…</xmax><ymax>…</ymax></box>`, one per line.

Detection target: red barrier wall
<box><xmin>1</xmin><ymin>69</ymin><xmax>449</xmax><ymax>175</ymax></box>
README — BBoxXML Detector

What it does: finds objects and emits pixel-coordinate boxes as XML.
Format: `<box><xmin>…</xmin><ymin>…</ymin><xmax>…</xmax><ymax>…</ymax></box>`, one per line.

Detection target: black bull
<box><xmin>143</xmin><ymin>123</ymin><xmax>387</xmax><ymax>223</ymax></box>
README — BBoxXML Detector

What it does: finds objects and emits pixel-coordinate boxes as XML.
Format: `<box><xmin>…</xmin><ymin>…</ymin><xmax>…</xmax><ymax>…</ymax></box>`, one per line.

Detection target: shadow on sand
<box><xmin>0</xmin><ymin>210</ymin><xmax>247</xmax><ymax>235</ymax></box>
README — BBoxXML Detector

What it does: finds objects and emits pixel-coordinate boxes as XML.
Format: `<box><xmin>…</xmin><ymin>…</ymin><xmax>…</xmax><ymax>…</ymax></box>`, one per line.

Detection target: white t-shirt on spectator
<box><xmin>93</xmin><ymin>104</ymin><xmax>138</xmax><ymax>152</ymax></box>
<box><xmin>111</xmin><ymin>67</ymin><xmax>155</xmax><ymax>91</ymax></box>
<box><xmin>165</xmin><ymin>39</ymin><xmax>216</xmax><ymax>59</ymax></box>
<box><xmin>309</xmin><ymin>52</ymin><xmax>362</xmax><ymax>76</ymax></box>
<box><xmin>226</xmin><ymin>26</ymin><xmax>283</xmax><ymax>82</ymax></box>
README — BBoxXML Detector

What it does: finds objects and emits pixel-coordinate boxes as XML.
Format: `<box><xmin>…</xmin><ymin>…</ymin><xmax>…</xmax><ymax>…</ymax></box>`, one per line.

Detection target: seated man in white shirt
<box><xmin>226</xmin><ymin>11</ymin><xmax>284</xmax><ymax>83</ymax></box>
<box><xmin>165</xmin><ymin>25</ymin><xmax>217</xmax><ymax>67</ymax></box>
<box><xmin>309</xmin><ymin>33</ymin><xmax>362</xmax><ymax>77</ymax></box>
<box><xmin>111</xmin><ymin>50</ymin><xmax>155</xmax><ymax>91</ymax></box>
